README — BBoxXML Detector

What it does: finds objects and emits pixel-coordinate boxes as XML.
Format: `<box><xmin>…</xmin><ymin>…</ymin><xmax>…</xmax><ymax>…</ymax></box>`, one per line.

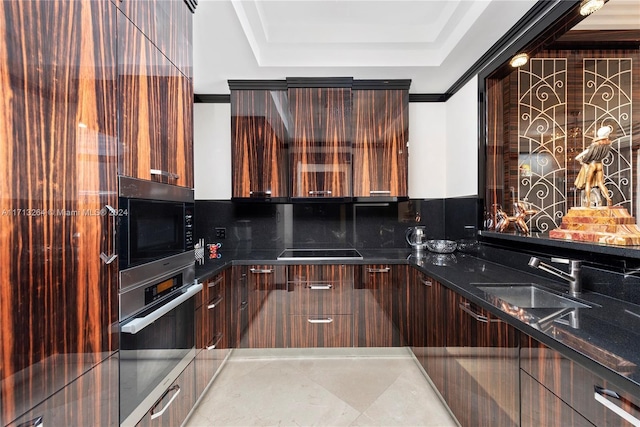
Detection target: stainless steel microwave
<box><xmin>118</xmin><ymin>176</ymin><xmax>194</xmax><ymax>271</ymax></box>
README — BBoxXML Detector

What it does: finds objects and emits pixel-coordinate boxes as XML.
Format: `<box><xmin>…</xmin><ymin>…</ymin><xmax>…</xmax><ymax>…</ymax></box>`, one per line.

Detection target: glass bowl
<box><xmin>425</xmin><ymin>239</ymin><xmax>457</xmax><ymax>254</ymax></box>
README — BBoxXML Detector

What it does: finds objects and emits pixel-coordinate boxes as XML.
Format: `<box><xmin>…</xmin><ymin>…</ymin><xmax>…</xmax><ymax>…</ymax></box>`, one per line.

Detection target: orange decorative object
<box><xmin>549</xmin><ymin>206</ymin><xmax>640</xmax><ymax>245</ymax></box>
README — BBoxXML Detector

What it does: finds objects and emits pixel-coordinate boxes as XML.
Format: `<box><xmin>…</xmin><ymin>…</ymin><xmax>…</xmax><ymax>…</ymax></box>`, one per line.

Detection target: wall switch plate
<box><xmin>214</xmin><ymin>227</ymin><xmax>226</xmax><ymax>239</ymax></box>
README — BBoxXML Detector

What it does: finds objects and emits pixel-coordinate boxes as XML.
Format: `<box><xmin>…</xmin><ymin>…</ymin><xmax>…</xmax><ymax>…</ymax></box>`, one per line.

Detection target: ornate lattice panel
<box><xmin>518</xmin><ymin>58</ymin><xmax>567</xmax><ymax>232</ymax></box>
<box><xmin>583</xmin><ymin>58</ymin><xmax>633</xmax><ymax>213</ymax></box>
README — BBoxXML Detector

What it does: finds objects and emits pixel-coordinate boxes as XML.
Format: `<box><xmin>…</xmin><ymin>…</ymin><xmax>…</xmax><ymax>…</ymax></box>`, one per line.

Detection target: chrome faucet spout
<box><xmin>528</xmin><ymin>256</ymin><xmax>583</xmax><ymax>298</ymax></box>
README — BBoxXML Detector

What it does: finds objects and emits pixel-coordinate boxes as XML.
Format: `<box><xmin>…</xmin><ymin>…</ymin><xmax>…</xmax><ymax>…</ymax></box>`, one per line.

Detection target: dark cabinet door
<box><xmin>289</xmin><ymin>87</ymin><xmax>352</xmax><ymax>198</ymax></box>
<box><xmin>231</xmin><ymin>90</ymin><xmax>289</xmax><ymax>199</ymax></box>
<box><xmin>231</xmin><ymin>265</ymin><xmax>287</xmax><ymax>348</ymax></box>
<box><xmin>441</xmin><ymin>289</ymin><xmax>520</xmax><ymax>427</ymax></box>
<box><xmin>0</xmin><ymin>1</ymin><xmax>118</xmax><ymax>424</ymax></box>
<box><xmin>352</xmin><ymin>89</ymin><xmax>409</xmax><ymax>198</ymax></box>
<box><xmin>117</xmin><ymin>0</ymin><xmax>193</xmax><ymax>79</ymax></box>
<box><xmin>118</xmin><ymin>9</ymin><xmax>193</xmax><ymax>188</ymax></box>
<box><xmin>354</xmin><ymin>264</ymin><xmax>402</xmax><ymax>347</ymax></box>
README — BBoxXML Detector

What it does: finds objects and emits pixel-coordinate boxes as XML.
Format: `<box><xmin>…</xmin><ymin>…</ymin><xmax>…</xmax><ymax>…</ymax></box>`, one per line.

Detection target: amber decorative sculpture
<box><xmin>549</xmin><ymin>206</ymin><xmax>640</xmax><ymax>245</ymax></box>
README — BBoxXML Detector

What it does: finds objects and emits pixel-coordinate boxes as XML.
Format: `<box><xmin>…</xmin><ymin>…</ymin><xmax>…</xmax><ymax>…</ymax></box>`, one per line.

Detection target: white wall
<box><xmin>408</xmin><ymin>102</ymin><xmax>447</xmax><ymax>199</ymax></box>
<box><xmin>193</xmin><ymin>103</ymin><xmax>232</xmax><ymax>199</ymax></box>
<box><xmin>445</xmin><ymin>75</ymin><xmax>479</xmax><ymax>197</ymax></box>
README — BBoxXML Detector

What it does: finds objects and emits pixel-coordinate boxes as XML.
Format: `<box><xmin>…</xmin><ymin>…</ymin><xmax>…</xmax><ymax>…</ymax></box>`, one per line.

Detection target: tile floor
<box><xmin>185</xmin><ymin>348</ymin><xmax>458</xmax><ymax>427</ymax></box>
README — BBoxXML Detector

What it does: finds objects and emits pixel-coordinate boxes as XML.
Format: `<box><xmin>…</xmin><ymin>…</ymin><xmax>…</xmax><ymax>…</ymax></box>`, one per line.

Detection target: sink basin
<box><xmin>477</xmin><ymin>285</ymin><xmax>590</xmax><ymax>309</ymax></box>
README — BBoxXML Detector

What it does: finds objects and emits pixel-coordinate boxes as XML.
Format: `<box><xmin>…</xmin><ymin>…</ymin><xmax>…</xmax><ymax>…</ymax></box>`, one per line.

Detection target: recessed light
<box><xmin>579</xmin><ymin>0</ymin><xmax>604</xmax><ymax>16</ymax></box>
<box><xmin>509</xmin><ymin>53</ymin><xmax>529</xmax><ymax>68</ymax></box>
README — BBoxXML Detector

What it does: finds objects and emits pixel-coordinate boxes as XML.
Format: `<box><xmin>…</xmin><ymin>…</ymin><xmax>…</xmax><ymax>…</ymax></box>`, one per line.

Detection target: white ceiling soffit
<box><xmin>193</xmin><ymin>0</ymin><xmax>538</xmax><ymax>94</ymax></box>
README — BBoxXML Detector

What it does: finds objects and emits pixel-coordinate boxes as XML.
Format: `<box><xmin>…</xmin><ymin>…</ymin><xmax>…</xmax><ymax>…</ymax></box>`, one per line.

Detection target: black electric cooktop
<box><xmin>277</xmin><ymin>248</ymin><xmax>363</xmax><ymax>261</ymax></box>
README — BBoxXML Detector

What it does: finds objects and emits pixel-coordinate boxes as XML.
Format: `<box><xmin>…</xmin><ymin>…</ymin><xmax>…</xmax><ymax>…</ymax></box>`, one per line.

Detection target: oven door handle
<box><xmin>121</xmin><ymin>283</ymin><xmax>202</xmax><ymax>334</ymax></box>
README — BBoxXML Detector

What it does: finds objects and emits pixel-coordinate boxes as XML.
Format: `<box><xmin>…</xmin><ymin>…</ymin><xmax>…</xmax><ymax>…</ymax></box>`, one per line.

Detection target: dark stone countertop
<box><xmin>194</xmin><ymin>247</ymin><xmax>640</xmax><ymax>399</ymax></box>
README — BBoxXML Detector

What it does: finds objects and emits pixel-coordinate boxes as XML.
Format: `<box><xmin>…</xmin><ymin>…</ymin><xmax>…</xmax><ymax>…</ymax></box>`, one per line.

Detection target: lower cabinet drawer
<box><xmin>135</xmin><ymin>361</ymin><xmax>195</xmax><ymax>427</ymax></box>
<box><xmin>288</xmin><ymin>315</ymin><xmax>353</xmax><ymax>348</ymax></box>
<box><xmin>521</xmin><ymin>336</ymin><xmax>640</xmax><ymax>426</ymax></box>
<box><xmin>521</xmin><ymin>370</ymin><xmax>593</xmax><ymax>427</ymax></box>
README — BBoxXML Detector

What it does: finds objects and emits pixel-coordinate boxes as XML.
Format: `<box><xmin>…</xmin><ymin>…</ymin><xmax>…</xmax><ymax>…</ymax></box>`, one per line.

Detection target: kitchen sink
<box><xmin>477</xmin><ymin>284</ymin><xmax>591</xmax><ymax>309</ymax></box>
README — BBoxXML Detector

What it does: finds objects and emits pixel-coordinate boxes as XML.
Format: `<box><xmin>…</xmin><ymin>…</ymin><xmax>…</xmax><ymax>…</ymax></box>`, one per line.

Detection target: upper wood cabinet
<box><xmin>117</xmin><ymin>0</ymin><xmax>193</xmax><ymax>79</ymax></box>
<box><xmin>352</xmin><ymin>87</ymin><xmax>409</xmax><ymax>198</ymax></box>
<box><xmin>289</xmin><ymin>81</ymin><xmax>353</xmax><ymax>199</ymax></box>
<box><xmin>230</xmin><ymin>88</ymin><xmax>289</xmax><ymax>199</ymax></box>
<box><xmin>118</xmin><ymin>8</ymin><xmax>194</xmax><ymax>188</ymax></box>
<box><xmin>0</xmin><ymin>1</ymin><xmax>119</xmax><ymax>424</ymax></box>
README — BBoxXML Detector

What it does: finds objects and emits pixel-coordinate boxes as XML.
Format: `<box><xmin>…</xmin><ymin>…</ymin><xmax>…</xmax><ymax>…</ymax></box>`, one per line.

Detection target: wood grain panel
<box><xmin>287</xmin><ymin>265</ymin><xmax>353</xmax><ymax>315</ymax></box>
<box><xmin>288</xmin><ymin>315</ymin><xmax>353</xmax><ymax>348</ymax></box>
<box><xmin>441</xmin><ymin>288</ymin><xmax>519</xmax><ymax>427</ymax></box>
<box><xmin>135</xmin><ymin>360</ymin><xmax>196</xmax><ymax>427</ymax></box>
<box><xmin>0</xmin><ymin>1</ymin><xmax>118</xmax><ymax>424</ymax></box>
<box><xmin>521</xmin><ymin>334</ymin><xmax>640</xmax><ymax>426</ymax></box>
<box><xmin>241</xmin><ymin>265</ymin><xmax>287</xmax><ymax>348</ymax></box>
<box><xmin>195</xmin><ymin>271</ymin><xmax>228</xmax><ymax>398</ymax></box>
<box><xmin>118</xmin><ymin>0</ymin><xmax>193</xmax><ymax>78</ymax></box>
<box><xmin>289</xmin><ymin>87</ymin><xmax>352</xmax><ymax>198</ymax></box>
<box><xmin>354</xmin><ymin>265</ymin><xmax>402</xmax><ymax>347</ymax></box>
<box><xmin>352</xmin><ymin>90</ymin><xmax>408</xmax><ymax>198</ymax></box>
<box><xmin>521</xmin><ymin>370</ymin><xmax>594</xmax><ymax>427</ymax></box>
<box><xmin>118</xmin><ymin>11</ymin><xmax>193</xmax><ymax>188</ymax></box>
<box><xmin>8</xmin><ymin>354</ymin><xmax>119</xmax><ymax>427</ymax></box>
<box><xmin>231</xmin><ymin>90</ymin><xmax>289</xmax><ymax>198</ymax></box>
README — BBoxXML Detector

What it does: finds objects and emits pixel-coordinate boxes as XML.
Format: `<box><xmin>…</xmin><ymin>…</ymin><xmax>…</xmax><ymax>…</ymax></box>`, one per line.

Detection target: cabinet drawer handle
<box><xmin>308</xmin><ymin>190</ymin><xmax>332</xmax><ymax>196</ymax></box>
<box><xmin>207</xmin><ymin>295</ymin><xmax>224</xmax><ymax>309</ymax></box>
<box><xmin>367</xmin><ymin>267</ymin><xmax>390</xmax><ymax>273</ymax></box>
<box><xmin>249</xmin><ymin>190</ymin><xmax>272</xmax><ymax>197</ymax></box>
<box><xmin>150</xmin><ymin>384</ymin><xmax>181</xmax><ymax>420</ymax></box>
<box><xmin>421</xmin><ymin>279</ymin><xmax>433</xmax><ymax>287</ymax></box>
<box><xmin>17</xmin><ymin>416</ymin><xmax>43</xmax><ymax>427</ymax></box>
<box><xmin>309</xmin><ymin>284</ymin><xmax>333</xmax><ymax>290</ymax></box>
<box><xmin>594</xmin><ymin>386</ymin><xmax>640</xmax><ymax>426</ymax></box>
<box><xmin>308</xmin><ymin>317</ymin><xmax>333</xmax><ymax>324</ymax></box>
<box><xmin>458</xmin><ymin>302</ymin><xmax>501</xmax><ymax>323</ymax></box>
<box><xmin>150</xmin><ymin>169</ymin><xmax>180</xmax><ymax>180</ymax></box>
<box><xmin>99</xmin><ymin>204</ymin><xmax>118</xmax><ymax>264</ymax></box>
<box><xmin>369</xmin><ymin>190</ymin><xmax>391</xmax><ymax>195</ymax></box>
<box><xmin>250</xmin><ymin>268</ymin><xmax>273</xmax><ymax>274</ymax></box>
<box><xmin>208</xmin><ymin>275</ymin><xmax>224</xmax><ymax>288</ymax></box>
<box><xmin>206</xmin><ymin>333</ymin><xmax>224</xmax><ymax>350</ymax></box>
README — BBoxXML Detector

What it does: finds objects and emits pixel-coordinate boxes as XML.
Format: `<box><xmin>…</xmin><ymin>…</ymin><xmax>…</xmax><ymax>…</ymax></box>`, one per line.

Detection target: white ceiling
<box><xmin>193</xmin><ymin>0</ymin><xmax>538</xmax><ymax>94</ymax></box>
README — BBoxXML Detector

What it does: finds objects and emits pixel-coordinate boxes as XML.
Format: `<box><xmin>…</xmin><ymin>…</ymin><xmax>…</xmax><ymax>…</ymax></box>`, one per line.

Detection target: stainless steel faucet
<box><xmin>528</xmin><ymin>256</ymin><xmax>583</xmax><ymax>297</ymax></box>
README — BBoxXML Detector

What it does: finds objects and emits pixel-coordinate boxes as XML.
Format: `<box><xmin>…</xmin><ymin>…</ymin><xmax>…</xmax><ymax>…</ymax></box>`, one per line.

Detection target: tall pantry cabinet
<box><xmin>0</xmin><ymin>1</ymin><xmax>195</xmax><ymax>425</ymax></box>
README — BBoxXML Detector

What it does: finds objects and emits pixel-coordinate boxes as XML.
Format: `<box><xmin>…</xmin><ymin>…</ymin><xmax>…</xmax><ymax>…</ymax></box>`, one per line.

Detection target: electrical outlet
<box><xmin>214</xmin><ymin>227</ymin><xmax>226</xmax><ymax>239</ymax></box>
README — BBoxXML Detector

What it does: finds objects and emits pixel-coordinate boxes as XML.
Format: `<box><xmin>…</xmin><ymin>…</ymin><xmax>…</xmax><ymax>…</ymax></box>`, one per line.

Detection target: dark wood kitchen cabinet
<box><xmin>135</xmin><ymin>360</ymin><xmax>196</xmax><ymax>427</ymax></box>
<box><xmin>288</xmin><ymin>264</ymin><xmax>354</xmax><ymax>347</ymax></box>
<box><xmin>230</xmin><ymin>88</ymin><xmax>289</xmax><ymax>199</ymax></box>
<box><xmin>354</xmin><ymin>264</ymin><xmax>403</xmax><ymax>346</ymax></box>
<box><xmin>0</xmin><ymin>1</ymin><xmax>119</xmax><ymax>424</ymax></box>
<box><xmin>8</xmin><ymin>354</ymin><xmax>119</xmax><ymax>427</ymax></box>
<box><xmin>118</xmin><ymin>6</ymin><xmax>194</xmax><ymax>188</ymax></box>
<box><xmin>288</xmin><ymin>82</ymin><xmax>353</xmax><ymax>199</ymax></box>
<box><xmin>439</xmin><ymin>287</ymin><xmax>519</xmax><ymax>426</ymax></box>
<box><xmin>521</xmin><ymin>334</ymin><xmax>640</xmax><ymax>427</ymax></box>
<box><xmin>195</xmin><ymin>269</ymin><xmax>229</xmax><ymax>397</ymax></box>
<box><xmin>231</xmin><ymin>265</ymin><xmax>287</xmax><ymax>348</ymax></box>
<box><xmin>352</xmin><ymin>86</ymin><xmax>409</xmax><ymax>198</ymax></box>
<box><xmin>117</xmin><ymin>0</ymin><xmax>193</xmax><ymax>78</ymax></box>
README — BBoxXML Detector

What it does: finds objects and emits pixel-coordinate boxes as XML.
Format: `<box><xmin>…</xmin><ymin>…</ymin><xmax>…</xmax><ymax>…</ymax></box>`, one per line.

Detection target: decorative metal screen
<box><xmin>583</xmin><ymin>58</ymin><xmax>633</xmax><ymax>214</ymax></box>
<box><xmin>518</xmin><ymin>58</ymin><xmax>567</xmax><ymax>232</ymax></box>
